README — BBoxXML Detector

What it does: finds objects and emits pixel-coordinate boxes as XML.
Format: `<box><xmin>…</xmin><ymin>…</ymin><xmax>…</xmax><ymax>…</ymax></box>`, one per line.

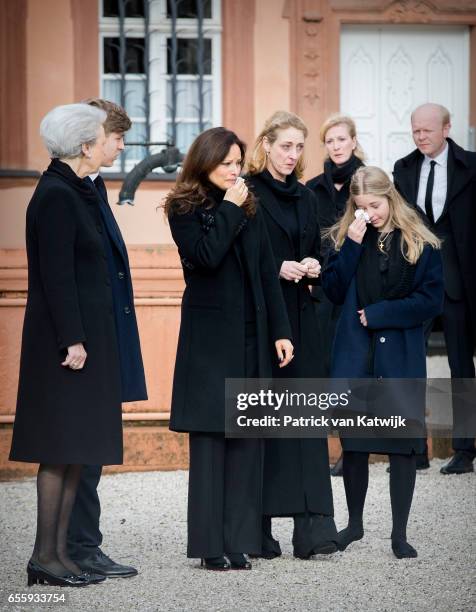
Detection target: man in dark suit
<box><xmin>67</xmin><ymin>99</ymin><xmax>148</xmax><ymax>576</ymax></box>
<box><xmin>393</xmin><ymin>103</ymin><xmax>476</xmax><ymax>474</ymax></box>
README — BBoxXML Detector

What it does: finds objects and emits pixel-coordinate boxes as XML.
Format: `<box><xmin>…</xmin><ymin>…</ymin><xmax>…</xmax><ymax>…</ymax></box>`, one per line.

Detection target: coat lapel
<box><xmin>400</xmin><ymin>152</ymin><xmax>422</xmax><ymax>206</ymax></box>
<box><xmin>91</xmin><ymin>177</ymin><xmax>129</xmax><ymax>267</ymax></box>
<box><xmin>443</xmin><ymin>139</ymin><xmax>472</xmax><ymax>214</ymax></box>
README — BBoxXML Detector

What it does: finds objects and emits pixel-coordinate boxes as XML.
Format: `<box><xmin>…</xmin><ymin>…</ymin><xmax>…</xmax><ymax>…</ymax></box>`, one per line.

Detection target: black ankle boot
<box><xmin>200</xmin><ymin>556</ymin><xmax>230</xmax><ymax>571</ymax></box>
<box><xmin>226</xmin><ymin>553</ymin><xmax>252</xmax><ymax>570</ymax></box>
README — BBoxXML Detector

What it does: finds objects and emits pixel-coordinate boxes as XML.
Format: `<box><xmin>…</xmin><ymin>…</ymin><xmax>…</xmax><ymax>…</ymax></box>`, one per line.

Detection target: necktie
<box><xmin>424</xmin><ymin>160</ymin><xmax>436</xmax><ymax>225</ymax></box>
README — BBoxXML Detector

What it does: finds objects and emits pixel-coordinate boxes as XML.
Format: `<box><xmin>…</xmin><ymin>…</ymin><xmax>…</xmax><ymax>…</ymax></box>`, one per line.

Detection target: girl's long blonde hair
<box><xmin>326</xmin><ymin>166</ymin><xmax>441</xmax><ymax>264</ymax></box>
<box><xmin>246</xmin><ymin>110</ymin><xmax>308</xmax><ymax>179</ymax></box>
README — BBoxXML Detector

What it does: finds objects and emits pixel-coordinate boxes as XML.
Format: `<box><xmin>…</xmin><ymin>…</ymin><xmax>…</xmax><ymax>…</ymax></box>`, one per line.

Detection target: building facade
<box><xmin>1</xmin><ymin>0</ymin><xmax>475</xmax><ymax>477</ymax></box>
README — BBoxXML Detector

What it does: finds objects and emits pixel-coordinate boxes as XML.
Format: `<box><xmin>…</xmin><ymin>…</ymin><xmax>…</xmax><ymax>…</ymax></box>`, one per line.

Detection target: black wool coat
<box><xmin>247</xmin><ymin>172</ymin><xmax>335</xmax><ymax>520</ymax></box>
<box><xmin>168</xmin><ymin>194</ymin><xmax>292</xmax><ymax>433</ymax></box>
<box><xmin>393</xmin><ymin>138</ymin><xmax>476</xmax><ymax>339</ymax></box>
<box><xmin>247</xmin><ymin>172</ymin><xmax>321</xmax><ymax>378</ymax></box>
<box><xmin>306</xmin><ymin>172</ymin><xmax>349</xmax><ymax>375</ymax></box>
<box><xmin>90</xmin><ymin>176</ymin><xmax>147</xmax><ymax>402</ymax></box>
<box><xmin>9</xmin><ymin>160</ymin><xmax>123</xmax><ymax>465</ymax></box>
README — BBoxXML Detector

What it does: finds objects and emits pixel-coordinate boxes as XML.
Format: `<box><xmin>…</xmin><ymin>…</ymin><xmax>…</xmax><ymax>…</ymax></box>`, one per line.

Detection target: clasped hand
<box><xmin>280</xmin><ymin>257</ymin><xmax>321</xmax><ymax>282</ymax></box>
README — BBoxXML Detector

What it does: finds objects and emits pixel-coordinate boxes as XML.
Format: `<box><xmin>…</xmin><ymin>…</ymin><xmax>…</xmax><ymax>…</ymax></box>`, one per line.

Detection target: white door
<box><xmin>340</xmin><ymin>25</ymin><xmax>469</xmax><ymax>172</ymax></box>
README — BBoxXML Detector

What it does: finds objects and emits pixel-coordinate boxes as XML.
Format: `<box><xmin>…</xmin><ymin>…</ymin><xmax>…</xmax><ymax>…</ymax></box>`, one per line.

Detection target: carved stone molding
<box><xmin>329</xmin><ymin>0</ymin><xmax>476</xmax><ymax>13</ymax></box>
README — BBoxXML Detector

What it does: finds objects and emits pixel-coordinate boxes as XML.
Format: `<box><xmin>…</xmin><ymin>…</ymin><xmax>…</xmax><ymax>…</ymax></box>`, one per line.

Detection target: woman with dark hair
<box><xmin>306</xmin><ymin>114</ymin><xmax>365</xmax><ymax>476</ymax></box>
<box><xmin>165</xmin><ymin>127</ymin><xmax>293</xmax><ymax>571</ymax></box>
<box><xmin>246</xmin><ymin>111</ymin><xmax>338</xmax><ymax>560</ymax></box>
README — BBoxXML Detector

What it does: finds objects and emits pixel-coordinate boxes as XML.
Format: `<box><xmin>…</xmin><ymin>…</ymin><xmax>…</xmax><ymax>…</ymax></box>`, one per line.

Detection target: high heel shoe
<box><xmin>226</xmin><ymin>553</ymin><xmax>252</xmax><ymax>570</ymax></box>
<box><xmin>27</xmin><ymin>560</ymin><xmax>90</xmax><ymax>587</ymax></box>
<box><xmin>200</xmin><ymin>556</ymin><xmax>230</xmax><ymax>571</ymax></box>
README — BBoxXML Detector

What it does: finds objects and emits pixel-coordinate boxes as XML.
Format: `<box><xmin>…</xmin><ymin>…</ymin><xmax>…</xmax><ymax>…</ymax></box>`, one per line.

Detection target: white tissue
<box><xmin>354</xmin><ymin>209</ymin><xmax>370</xmax><ymax>223</ymax></box>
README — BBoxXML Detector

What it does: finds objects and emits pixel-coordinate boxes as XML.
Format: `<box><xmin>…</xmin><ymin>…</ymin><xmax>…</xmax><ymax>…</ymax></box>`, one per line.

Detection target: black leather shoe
<box><xmin>78</xmin><ymin>571</ymin><xmax>107</xmax><ymax>584</ymax></box>
<box><xmin>227</xmin><ymin>553</ymin><xmax>252</xmax><ymax>570</ymax></box>
<box><xmin>27</xmin><ymin>560</ymin><xmax>89</xmax><ymax>587</ymax></box>
<box><xmin>200</xmin><ymin>556</ymin><xmax>230</xmax><ymax>571</ymax></box>
<box><xmin>330</xmin><ymin>454</ymin><xmax>343</xmax><ymax>477</ymax></box>
<box><xmin>440</xmin><ymin>451</ymin><xmax>475</xmax><ymax>474</ymax></box>
<box><xmin>75</xmin><ymin>550</ymin><xmax>138</xmax><ymax>578</ymax></box>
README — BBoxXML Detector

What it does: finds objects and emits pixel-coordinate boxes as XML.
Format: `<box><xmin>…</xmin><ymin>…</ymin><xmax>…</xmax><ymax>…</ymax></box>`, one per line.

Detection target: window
<box><xmin>99</xmin><ymin>0</ymin><xmax>222</xmax><ymax>172</ymax></box>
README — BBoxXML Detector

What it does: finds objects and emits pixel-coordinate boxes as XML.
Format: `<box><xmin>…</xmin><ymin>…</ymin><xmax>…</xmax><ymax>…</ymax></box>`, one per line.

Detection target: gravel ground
<box><xmin>0</xmin><ymin>460</ymin><xmax>474</xmax><ymax>612</ymax></box>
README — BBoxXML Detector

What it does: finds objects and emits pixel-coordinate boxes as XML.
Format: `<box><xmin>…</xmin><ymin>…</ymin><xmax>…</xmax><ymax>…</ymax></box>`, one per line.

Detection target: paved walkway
<box><xmin>0</xmin><ymin>460</ymin><xmax>474</xmax><ymax>612</ymax></box>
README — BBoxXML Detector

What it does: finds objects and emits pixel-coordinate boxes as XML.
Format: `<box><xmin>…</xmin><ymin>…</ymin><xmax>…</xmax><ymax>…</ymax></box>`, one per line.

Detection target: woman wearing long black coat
<box><xmin>247</xmin><ymin>111</ymin><xmax>338</xmax><ymax>559</ymax></box>
<box><xmin>165</xmin><ymin>127</ymin><xmax>293</xmax><ymax>571</ymax></box>
<box><xmin>9</xmin><ymin>104</ymin><xmax>123</xmax><ymax>587</ymax></box>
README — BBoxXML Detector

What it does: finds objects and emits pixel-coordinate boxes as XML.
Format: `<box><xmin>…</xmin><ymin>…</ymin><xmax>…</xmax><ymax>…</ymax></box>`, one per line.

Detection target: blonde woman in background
<box><xmin>306</xmin><ymin>114</ymin><xmax>365</xmax><ymax>476</ymax></box>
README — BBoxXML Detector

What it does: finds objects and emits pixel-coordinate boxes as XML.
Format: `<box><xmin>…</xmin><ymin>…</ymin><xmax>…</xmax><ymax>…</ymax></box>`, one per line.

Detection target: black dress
<box><xmin>247</xmin><ymin>171</ymin><xmax>337</xmax><ymax>556</ymax></box>
<box><xmin>9</xmin><ymin>160</ymin><xmax>123</xmax><ymax>465</ymax></box>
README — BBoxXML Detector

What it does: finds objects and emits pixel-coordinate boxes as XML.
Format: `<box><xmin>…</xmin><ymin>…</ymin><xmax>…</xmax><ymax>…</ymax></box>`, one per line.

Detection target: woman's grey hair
<box><xmin>40</xmin><ymin>103</ymin><xmax>107</xmax><ymax>159</ymax></box>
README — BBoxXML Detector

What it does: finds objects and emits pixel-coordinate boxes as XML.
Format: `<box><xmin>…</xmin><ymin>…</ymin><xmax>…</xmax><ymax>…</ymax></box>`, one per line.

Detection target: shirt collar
<box><xmin>89</xmin><ymin>172</ymin><xmax>100</xmax><ymax>182</ymax></box>
<box><xmin>424</xmin><ymin>141</ymin><xmax>449</xmax><ymax>167</ymax></box>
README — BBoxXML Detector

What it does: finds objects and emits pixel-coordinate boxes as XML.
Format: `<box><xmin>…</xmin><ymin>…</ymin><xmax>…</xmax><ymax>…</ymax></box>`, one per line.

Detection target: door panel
<box><xmin>340</xmin><ymin>25</ymin><xmax>469</xmax><ymax>172</ymax></box>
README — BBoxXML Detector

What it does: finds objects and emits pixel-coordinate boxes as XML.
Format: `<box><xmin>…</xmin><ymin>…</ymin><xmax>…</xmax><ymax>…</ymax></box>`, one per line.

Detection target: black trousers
<box><xmin>187</xmin><ymin>433</ymin><xmax>263</xmax><ymax>558</ymax></box>
<box><xmin>67</xmin><ymin>465</ymin><xmax>103</xmax><ymax>559</ymax></box>
<box><xmin>428</xmin><ymin>296</ymin><xmax>476</xmax><ymax>454</ymax></box>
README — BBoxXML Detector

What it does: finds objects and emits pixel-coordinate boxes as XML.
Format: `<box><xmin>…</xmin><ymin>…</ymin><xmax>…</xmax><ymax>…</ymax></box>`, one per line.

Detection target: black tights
<box><xmin>338</xmin><ymin>451</ymin><xmax>416</xmax><ymax>550</ymax></box>
<box><xmin>32</xmin><ymin>464</ymin><xmax>83</xmax><ymax>576</ymax></box>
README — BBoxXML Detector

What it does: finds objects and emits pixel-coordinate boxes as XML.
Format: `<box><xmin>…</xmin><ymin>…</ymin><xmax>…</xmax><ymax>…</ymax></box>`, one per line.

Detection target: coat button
<box><xmin>118</xmin><ymin>271</ymin><xmax>125</xmax><ymax>280</ymax></box>
<box><xmin>124</xmin><ymin>305</ymin><xmax>131</xmax><ymax>315</ymax></box>
<box><xmin>102</xmin><ymin>253</ymin><xmax>107</xmax><ymax>260</ymax></box>
<box><xmin>96</xmin><ymin>224</ymin><xmax>103</xmax><ymax>233</ymax></box>
<box><xmin>379</xmin><ymin>336</ymin><xmax>386</xmax><ymax>343</ymax></box>
<box><xmin>105</xmin><ymin>278</ymin><xmax>111</xmax><ymax>286</ymax></box>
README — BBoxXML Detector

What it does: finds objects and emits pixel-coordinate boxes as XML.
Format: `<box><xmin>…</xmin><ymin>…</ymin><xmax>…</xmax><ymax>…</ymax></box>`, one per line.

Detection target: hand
<box><xmin>275</xmin><ymin>339</ymin><xmax>294</xmax><ymax>368</ymax></box>
<box><xmin>300</xmin><ymin>257</ymin><xmax>321</xmax><ymax>279</ymax></box>
<box><xmin>279</xmin><ymin>261</ymin><xmax>309</xmax><ymax>283</ymax></box>
<box><xmin>347</xmin><ymin>217</ymin><xmax>367</xmax><ymax>244</ymax></box>
<box><xmin>357</xmin><ymin>309</ymin><xmax>368</xmax><ymax>327</ymax></box>
<box><xmin>224</xmin><ymin>177</ymin><xmax>248</xmax><ymax>207</ymax></box>
<box><xmin>61</xmin><ymin>343</ymin><xmax>87</xmax><ymax>370</ymax></box>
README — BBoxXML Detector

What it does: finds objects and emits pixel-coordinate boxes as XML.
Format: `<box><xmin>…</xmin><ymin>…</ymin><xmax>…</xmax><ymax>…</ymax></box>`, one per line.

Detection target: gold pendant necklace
<box><xmin>378</xmin><ymin>231</ymin><xmax>392</xmax><ymax>253</ymax></box>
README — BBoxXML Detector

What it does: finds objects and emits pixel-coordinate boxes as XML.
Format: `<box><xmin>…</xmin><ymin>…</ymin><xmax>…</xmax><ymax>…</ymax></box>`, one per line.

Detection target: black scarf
<box><xmin>356</xmin><ymin>226</ymin><xmax>416</xmax><ymax>374</ymax></box>
<box><xmin>256</xmin><ymin>169</ymin><xmax>301</xmax><ymax>200</ymax></box>
<box><xmin>324</xmin><ymin>154</ymin><xmax>363</xmax><ymax>203</ymax></box>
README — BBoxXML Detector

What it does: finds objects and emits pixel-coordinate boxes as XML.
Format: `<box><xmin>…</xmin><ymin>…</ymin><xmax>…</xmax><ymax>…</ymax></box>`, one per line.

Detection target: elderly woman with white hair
<box><xmin>9</xmin><ymin>104</ymin><xmax>124</xmax><ymax>587</ymax></box>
